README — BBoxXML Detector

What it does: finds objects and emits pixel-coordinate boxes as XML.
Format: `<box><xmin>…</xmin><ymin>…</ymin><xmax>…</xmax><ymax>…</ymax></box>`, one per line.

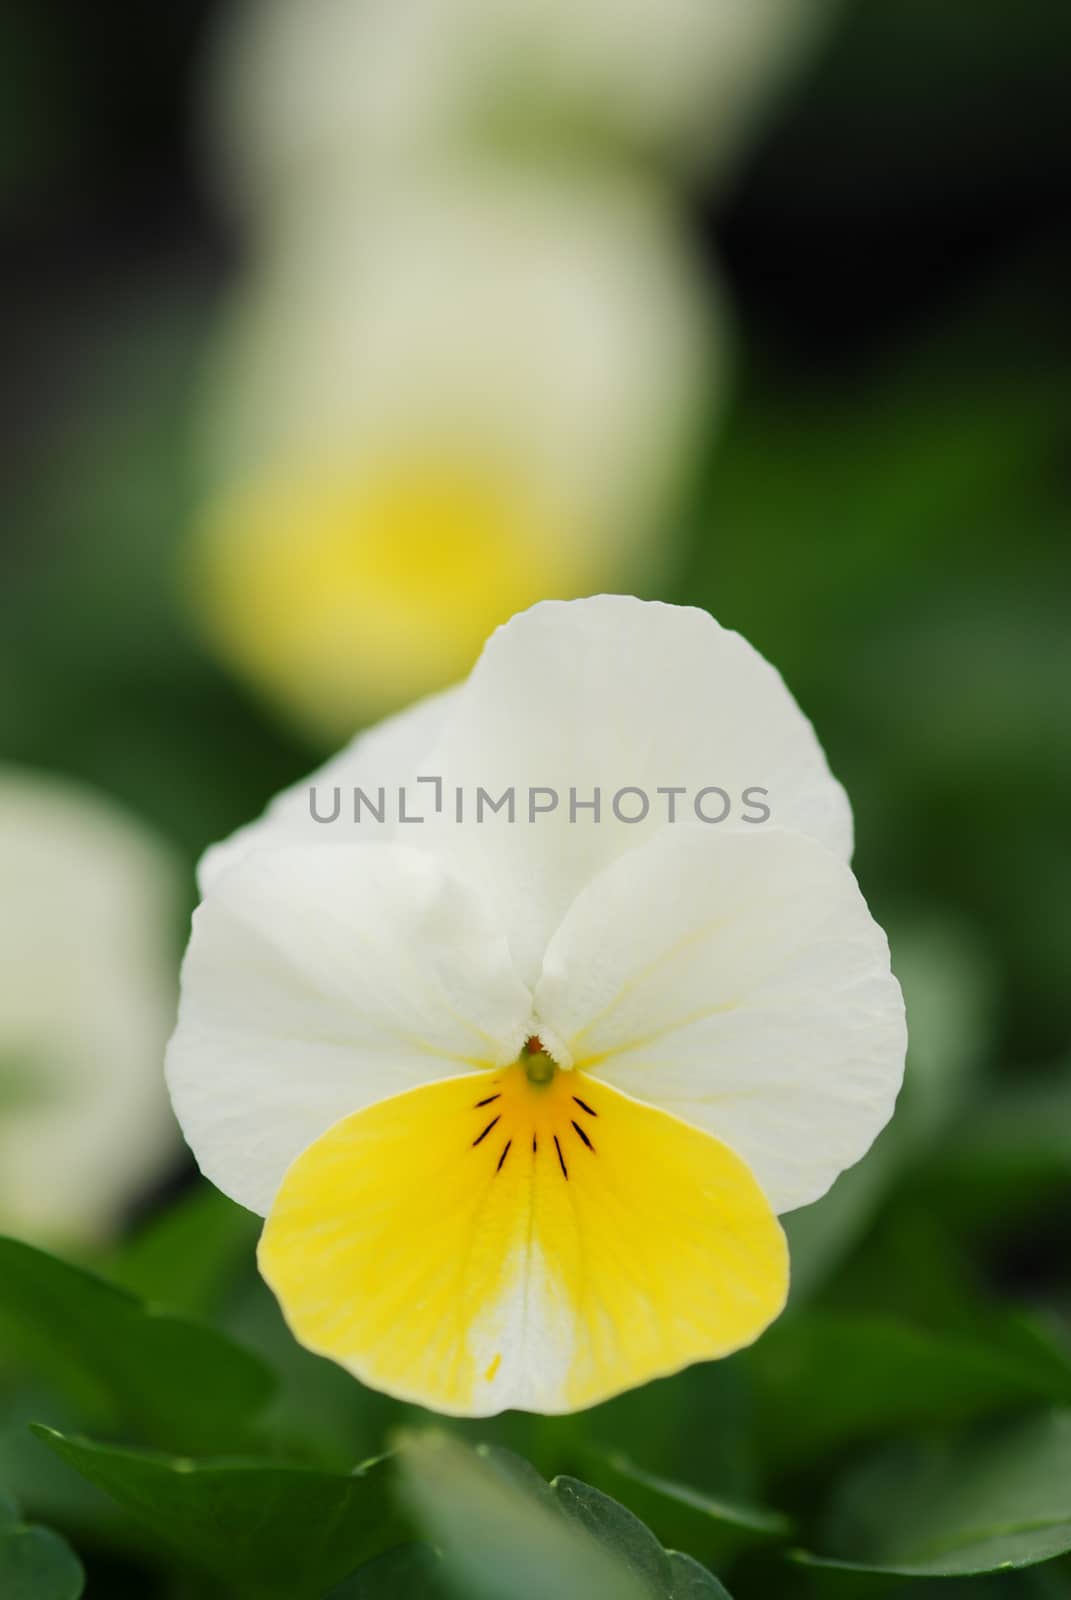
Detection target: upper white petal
<box><xmin>428</xmin><ymin>596</ymin><xmax>853</xmax><ymax>988</ymax></box>
<box><xmin>198</xmin><ymin>684</ymin><xmax>457</xmax><ymax>894</ymax></box>
<box><xmin>533</xmin><ymin>826</ymin><xmax>905</xmax><ymax>1213</ymax></box>
<box><xmin>167</xmin><ymin>842</ymin><xmax>531</xmax><ymax>1215</ymax></box>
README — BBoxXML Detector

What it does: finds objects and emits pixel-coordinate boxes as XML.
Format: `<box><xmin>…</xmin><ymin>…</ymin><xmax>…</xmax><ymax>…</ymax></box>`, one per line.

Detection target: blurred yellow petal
<box><xmin>259</xmin><ymin>1053</ymin><xmax>788</xmax><ymax>1416</ymax></box>
<box><xmin>191</xmin><ymin>450</ymin><xmax>588</xmax><ymax>737</ymax></box>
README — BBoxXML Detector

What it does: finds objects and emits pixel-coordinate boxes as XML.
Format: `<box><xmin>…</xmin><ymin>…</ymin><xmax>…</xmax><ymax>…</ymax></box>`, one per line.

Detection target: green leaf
<box><xmin>32</xmin><ymin>1427</ymin><xmax>404</xmax><ymax>1600</ymax></box>
<box><xmin>552</xmin><ymin>1478</ymin><xmax>738</xmax><ymax>1600</ymax></box>
<box><xmin>399</xmin><ymin>1434</ymin><xmax>651</xmax><ymax>1600</ymax></box>
<box><xmin>554</xmin><ymin>1475</ymin><xmax>672</xmax><ymax>1593</ymax></box>
<box><xmin>797</xmin><ymin>1410</ymin><xmax>1071</xmax><ymax>1577</ymax></box>
<box><xmin>332</xmin><ymin>1540</ymin><xmax>756</xmax><ymax>1600</ymax></box>
<box><xmin>814</xmin><ymin>1204</ymin><xmax>998</xmax><ymax>1336</ymax></box>
<box><xmin>924</xmin><ymin>1073</ymin><xmax>1071</xmax><ymax>1234</ymax></box>
<box><xmin>0</xmin><ymin>1490</ymin><xmax>84</xmax><ymax>1599</ymax></box>
<box><xmin>0</xmin><ymin>1235</ymin><xmax>274</xmax><ymax>1453</ymax></box>
<box><xmin>324</xmin><ymin>1544</ymin><xmax>452</xmax><ymax>1598</ymax></box>
<box><xmin>565</xmin><ymin>1359</ymin><xmax>757</xmax><ymax>1501</ymax></box>
<box><xmin>747</xmin><ymin>1312</ymin><xmax>1071</xmax><ymax>1471</ymax></box>
<box><xmin>399</xmin><ymin>1434</ymin><xmax>735</xmax><ymax>1600</ymax></box>
<box><xmin>110</xmin><ymin>1182</ymin><xmax>260</xmax><ymax>1319</ymax></box>
<box><xmin>666</xmin><ymin>1552</ymin><xmax>733</xmax><ymax>1599</ymax></box>
<box><xmin>590</xmin><ymin>1452</ymin><xmax>790</xmax><ymax>1564</ymax></box>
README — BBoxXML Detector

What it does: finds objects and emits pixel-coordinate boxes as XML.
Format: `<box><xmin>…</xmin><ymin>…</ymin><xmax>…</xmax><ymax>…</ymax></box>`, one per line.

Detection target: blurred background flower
<box><xmin>192</xmin><ymin>176</ymin><xmax>715</xmax><ymax>736</ymax></box>
<box><xmin>205</xmin><ymin>0</ymin><xmax>830</xmax><ymax>223</ymax></box>
<box><xmin>188</xmin><ymin>0</ymin><xmax>826</xmax><ymax>738</ymax></box>
<box><xmin>0</xmin><ymin>770</ymin><xmax>180</xmax><ymax>1245</ymax></box>
<box><xmin>188</xmin><ymin>0</ymin><xmax>760</xmax><ymax>739</ymax></box>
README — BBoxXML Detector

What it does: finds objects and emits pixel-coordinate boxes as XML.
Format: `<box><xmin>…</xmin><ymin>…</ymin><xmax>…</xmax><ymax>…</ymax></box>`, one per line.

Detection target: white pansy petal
<box><xmin>198</xmin><ymin>684</ymin><xmax>457</xmax><ymax>894</ymax></box>
<box><xmin>534</xmin><ymin>827</ymin><xmax>905</xmax><ymax>1213</ymax></box>
<box><xmin>431</xmin><ymin>596</ymin><xmax>852</xmax><ymax>986</ymax></box>
<box><xmin>167</xmin><ymin>843</ymin><xmax>531</xmax><ymax>1215</ymax></box>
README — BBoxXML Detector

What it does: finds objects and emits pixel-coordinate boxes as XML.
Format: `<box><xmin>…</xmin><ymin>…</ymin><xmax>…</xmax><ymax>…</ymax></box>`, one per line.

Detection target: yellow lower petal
<box><xmin>258</xmin><ymin>1063</ymin><xmax>788</xmax><ymax>1416</ymax></box>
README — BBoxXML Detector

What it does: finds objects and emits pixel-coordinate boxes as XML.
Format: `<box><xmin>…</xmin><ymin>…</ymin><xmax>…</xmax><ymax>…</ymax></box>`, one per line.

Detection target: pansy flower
<box><xmin>167</xmin><ymin>597</ymin><xmax>905</xmax><ymax>1415</ymax></box>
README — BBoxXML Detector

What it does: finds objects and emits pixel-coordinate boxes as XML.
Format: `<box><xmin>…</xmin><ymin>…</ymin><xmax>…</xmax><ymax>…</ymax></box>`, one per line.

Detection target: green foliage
<box><xmin>398</xmin><ymin>1433</ymin><xmax>654</xmax><ymax>1600</ymax></box>
<box><xmin>665</xmin><ymin>1552</ymin><xmax>733</xmax><ymax>1600</ymax></box>
<box><xmin>0</xmin><ymin>1237</ymin><xmax>274</xmax><ymax>1454</ymax></box>
<box><xmin>33</xmin><ymin>1430</ymin><xmax>402</xmax><ymax>1600</ymax></box>
<box><xmin>324</xmin><ymin>1544</ymin><xmax>453</xmax><ymax>1598</ymax></box>
<box><xmin>109</xmin><ymin>1186</ymin><xmax>260</xmax><ymax>1321</ymax></box>
<box><xmin>0</xmin><ymin>1490</ymin><xmax>84</xmax><ymax>1599</ymax></box>
<box><xmin>556</xmin><ymin>1475</ymin><xmax>736</xmax><ymax>1598</ymax></box>
<box><xmin>398</xmin><ymin>1435</ymin><xmax>735</xmax><ymax>1599</ymax></box>
<box><xmin>797</xmin><ymin>1411</ymin><xmax>1071</xmax><ymax>1577</ymax></box>
<box><xmin>589</xmin><ymin>1453</ymin><xmax>789</xmax><ymax>1567</ymax></box>
<box><xmin>746</xmin><ymin>1310</ymin><xmax>1071</xmax><ymax>1473</ymax></box>
<box><xmin>921</xmin><ymin>1074</ymin><xmax>1071</xmax><ymax>1236</ymax></box>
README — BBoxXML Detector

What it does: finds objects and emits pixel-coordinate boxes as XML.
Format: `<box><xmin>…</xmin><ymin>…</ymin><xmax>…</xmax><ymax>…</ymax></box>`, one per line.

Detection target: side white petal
<box><xmin>430</xmin><ymin>596</ymin><xmax>852</xmax><ymax>987</ymax></box>
<box><xmin>533</xmin><ymin>826</ymin><xmax>905</xmax><ymax>1213</ymax></box>
<box><xmin>198</xmin><ymin>684</ymin><xmax>457</xmax><ymax>894</ymax></box>
<box><xmin>167</xmin><ymin>842</ymin><xmax>531</xmax><ymax>1215</ymax></box>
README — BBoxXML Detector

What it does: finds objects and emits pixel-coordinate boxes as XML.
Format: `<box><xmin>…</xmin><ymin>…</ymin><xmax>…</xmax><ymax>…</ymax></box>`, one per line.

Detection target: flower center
<box><xmin>521</xmin><ymin>1034</ymin><xmax>556</xmax><ymax>1087</ymax></box>
<box><xmin>468</xmin><ymin>1049</ymin><xmax>599</xmax><ymax>1181</ymax></box>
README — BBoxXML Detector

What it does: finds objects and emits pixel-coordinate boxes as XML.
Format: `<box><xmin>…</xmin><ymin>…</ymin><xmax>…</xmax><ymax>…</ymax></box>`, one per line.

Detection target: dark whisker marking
<box><xmin>472</xmin><ymin>1115</ymin><xmax>501</xmax><ymax>1147</ymax></box>
<box><xmin>496</xmin><ymin>1140</ymin><xmax>512</xmax><ymax>1173</ymax></box>
<box><xmin>474</xmin><ymin>1093</ymin><xmax>501</xmax><ymax>1108</ymax></box>
<box><xmin>554</xmin><ymin>1135</ymin><xmax>569</xmax><ymax>1179</ymax></box>
<box><xmin>532</xmin><ymin>1134</ymin><xmax>538</xmax><ymax>1153</ymax></box>
<box><xmin>571</xmin><ymin>1119</ymin><xmax>596</xmax><ymax>1152</ymax></box>
<box><xmin>572</xmin><ymin>1096</ymin><xmax>598</xmax><ymax>1117</ymax></box>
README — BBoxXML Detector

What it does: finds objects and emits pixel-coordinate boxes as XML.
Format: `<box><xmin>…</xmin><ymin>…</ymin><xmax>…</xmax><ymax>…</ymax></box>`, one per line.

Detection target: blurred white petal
<box><xmin>204</xmin><ymin>0</ymin><xmax>831</xmax><ymax>215</ymax></box>
<box><xmin>0</xmin><ymin>770</ymin><xmax>181</xmax><ymax>1244</ymax></box>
